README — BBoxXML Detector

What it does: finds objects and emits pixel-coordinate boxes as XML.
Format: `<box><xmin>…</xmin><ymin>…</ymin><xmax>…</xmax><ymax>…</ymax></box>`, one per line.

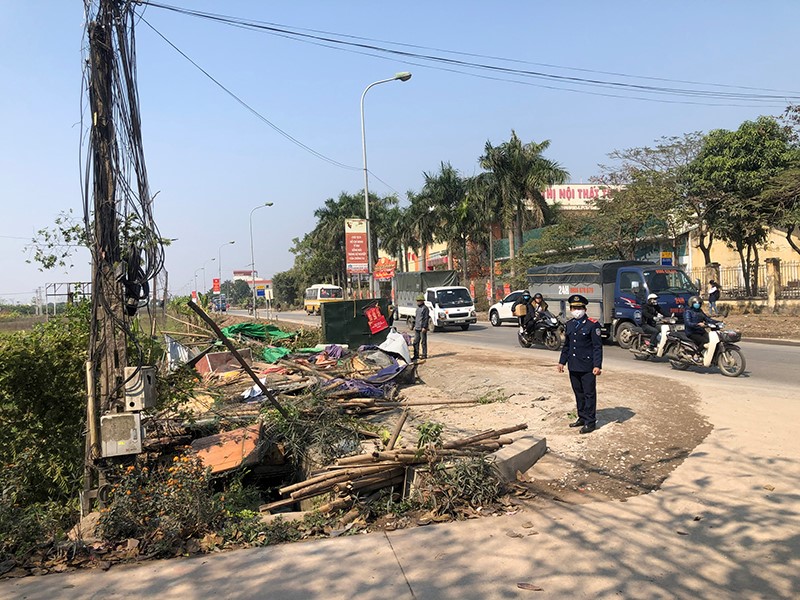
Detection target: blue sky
<box><xmin>1</xmin><ymin>1</ymin><xmax>799</xmax><ymax>303</ymax></box>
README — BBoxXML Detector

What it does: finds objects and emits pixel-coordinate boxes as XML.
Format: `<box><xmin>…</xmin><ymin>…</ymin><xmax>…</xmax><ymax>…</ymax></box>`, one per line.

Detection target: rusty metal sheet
<box><xmin>195</xmin><ymin>348</ymin><xmax>253</xmax><ymax>375</ymax></box>
<box><xmin>191</xmin><ymin>424</ymin><xmax>261</xmax><ymax>474</ymax></box>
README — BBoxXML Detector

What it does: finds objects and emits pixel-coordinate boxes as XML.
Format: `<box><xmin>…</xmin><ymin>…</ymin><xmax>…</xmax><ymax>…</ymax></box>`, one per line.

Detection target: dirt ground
<box><xmin>717</xmin><ymin>312</ymin><xmax>800</xmax><ymax>340</ymax></box>
<box><xmin>393</xmin><ymin>340</ymin><xmax>713</xmax><ymax>505</ymax></box>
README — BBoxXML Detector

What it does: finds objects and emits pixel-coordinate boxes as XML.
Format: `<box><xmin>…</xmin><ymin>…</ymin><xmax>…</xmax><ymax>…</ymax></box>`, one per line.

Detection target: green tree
<box><xmin>601</xmin><ymin>133</ymin><xmax>714</xmax><ymax>263</ymax></box>
<box><xmin>478</xmin><ymin>131</ymin><xmax>568</xmax><ymax>272</ymax></box>
<box><xmin>272</xmin><ymin>268</ymin><xmax>300</xmax><ymax>307</ymax></box>
<box><xmin>760</xmin><ymin>167</ymin><xmax>800</xmax><ymax>256</ymax></box>
<box><xmin>417</xmin><ymin>163</ymin><xmax>486</xmax><ymax>279</ymax></box>
<box><xmin>220</xmin><ymin>279</ymin><xmax>252</xmax><ymax>306</ymax></box>
<box><xmin>689</xmin><ymin>116</ymin><xmax>800</xmax><ymax>294</ymax></box>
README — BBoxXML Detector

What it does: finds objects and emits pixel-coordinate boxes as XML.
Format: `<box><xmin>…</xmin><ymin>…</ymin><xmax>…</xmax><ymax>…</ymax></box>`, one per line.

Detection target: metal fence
<box><xmin>687</xmin><ymin>262</ymin><xmax>800</xmax><ymax>300</ymax></box>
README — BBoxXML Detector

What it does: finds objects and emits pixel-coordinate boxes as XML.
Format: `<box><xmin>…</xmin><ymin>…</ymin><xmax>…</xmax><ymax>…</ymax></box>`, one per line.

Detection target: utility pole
<box><xmin>82</xmin><ymin>0</ymin><xmax>129</xmax><ymax>513</ymax></box>
<box><xmin>88</xmin><ymin>2</ymin><xmax>127</xmax><ymax>418</ymax></box>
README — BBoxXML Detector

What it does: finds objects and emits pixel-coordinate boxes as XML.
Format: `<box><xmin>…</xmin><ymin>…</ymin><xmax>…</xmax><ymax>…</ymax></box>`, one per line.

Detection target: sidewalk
<box><xmin>3</xmin><ymin>363</ymin><xmax>798</xmax><ymax>599</ymax></box>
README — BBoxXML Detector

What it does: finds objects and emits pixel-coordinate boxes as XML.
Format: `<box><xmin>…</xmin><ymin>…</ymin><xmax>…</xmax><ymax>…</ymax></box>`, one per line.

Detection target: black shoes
<box><xmin>579</xmin><ymin>423</ymin><xmax>596</xmax><ymax>434</ymax></box>
<box><xmin>568</xmin><ymin>419</ymin><xmax>585</xmax><ymax>428</ymax></box>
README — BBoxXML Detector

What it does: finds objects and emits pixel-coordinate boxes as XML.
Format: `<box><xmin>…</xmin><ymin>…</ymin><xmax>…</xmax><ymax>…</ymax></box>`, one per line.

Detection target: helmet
<box><xmin>415</xmin><ymin>294</ymin><xmax>425</xmax><ymax>301</ymax></box>
<box><xmin>688</xmin><ymin>295</ymin><xmax>703</xmax><ymax>307</ymax></box>
<box><xmin>521</xmin><ymin>291</ymin><xmax>531</xmax><ymax>299</ymax></box>
<box><xmin>647</xmin><ymin>293</ymin><xmax>658</xmax><ymax>304</ymax></box>
<box><xmin>533</xmin><ymin>293</ymin><xmax>543</xmax><ymax>300</ymax></box>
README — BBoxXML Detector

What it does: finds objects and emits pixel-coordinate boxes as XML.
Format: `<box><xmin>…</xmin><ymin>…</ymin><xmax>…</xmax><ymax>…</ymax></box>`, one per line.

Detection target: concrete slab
<box><xmin>490</xmin><ymin>435</ymin><xmax>547</xmax><ymax>482</ymax></box>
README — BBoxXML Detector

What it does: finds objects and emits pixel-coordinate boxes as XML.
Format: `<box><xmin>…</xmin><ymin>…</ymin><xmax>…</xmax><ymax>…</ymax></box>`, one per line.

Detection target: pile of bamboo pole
<box><xmin>260</xmin><ymin>423</ymin><xmax>527</xmax><ymax>513</ymax></box>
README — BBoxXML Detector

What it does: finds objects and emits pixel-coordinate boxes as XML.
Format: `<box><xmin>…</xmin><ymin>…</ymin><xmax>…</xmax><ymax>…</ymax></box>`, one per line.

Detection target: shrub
<box><xmin>0</xmin><ymin>302</ymin><xmax>90</xmax><ymax>503</ymax></box>
<box><xmin>99</xmin><ymin>454</ymin><xmax>225</xmax><ymax>556</ymax></box>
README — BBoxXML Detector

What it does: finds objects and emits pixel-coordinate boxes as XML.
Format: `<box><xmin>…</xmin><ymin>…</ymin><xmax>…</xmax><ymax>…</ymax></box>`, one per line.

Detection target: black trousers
<box><xmin>688</xmin><ymin>331</ymin><xmax>709</xmax><ymax>351</ymax></box>
<box><xmin>642</xmin><ymin>323</ymin><xmax>659</xmax><ymax>346</ymax></box>
<box><xmin>569</xmin><ymin>370</ymin><xmax>597</xmax><ymax>425</ymax></box>
<box><xmin>413</xmin><ymin>329</ymin><xmax>427</xmax><ymax>359</ymax></box>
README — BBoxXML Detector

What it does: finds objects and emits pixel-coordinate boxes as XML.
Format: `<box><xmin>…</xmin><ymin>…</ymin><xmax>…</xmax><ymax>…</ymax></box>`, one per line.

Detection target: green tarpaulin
<box><xmin>221</xmin><ymin>323</ymin><xmax>296</xmax><ymax>341</ymax></box>
<box><xmin>262</xmin><ymin>346</ymin><xmax>291</xmax><ymax>363</ymax></box>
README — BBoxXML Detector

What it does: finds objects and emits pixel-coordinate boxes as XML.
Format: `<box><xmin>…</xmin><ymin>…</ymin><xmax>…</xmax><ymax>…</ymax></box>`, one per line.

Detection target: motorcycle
<box><xmin>517</xmin><ymin>310</ymin><xmax>563</xmax><ymax>351</ymax></box>
<box><xmin>629</xmin><ymin>315</ymin><xmax>680</xmax><ymax>361</ymax></box>
<box><xmin>666</xmin><ymin>321</ymin><xmax>746</xmax><ymax>377</ymax></box>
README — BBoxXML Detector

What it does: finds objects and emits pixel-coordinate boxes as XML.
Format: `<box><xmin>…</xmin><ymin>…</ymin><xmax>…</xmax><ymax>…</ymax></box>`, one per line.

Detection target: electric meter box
<box><xmin>124</xmin><ymin>366</ymin><xmax>157</xmax><ymax>412</ymax></box>
<box><xmin>100</xmin><ymin>413</ymin><xmax>142</xmax><ymax>457</ymax></box>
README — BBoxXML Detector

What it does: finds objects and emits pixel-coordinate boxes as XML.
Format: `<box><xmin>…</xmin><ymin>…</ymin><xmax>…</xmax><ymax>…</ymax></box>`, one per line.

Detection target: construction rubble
<box><xmin>146</xmin><ymin>306</ymin><xmax>543</xmax><ymax>523</ymax></box>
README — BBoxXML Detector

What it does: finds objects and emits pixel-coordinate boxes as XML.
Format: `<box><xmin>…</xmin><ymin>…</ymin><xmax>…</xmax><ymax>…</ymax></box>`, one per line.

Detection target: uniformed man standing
<box><xmin>557</xmin><ymin>294</ymin><xmax>603</xmax><ymax>434</ymax></box>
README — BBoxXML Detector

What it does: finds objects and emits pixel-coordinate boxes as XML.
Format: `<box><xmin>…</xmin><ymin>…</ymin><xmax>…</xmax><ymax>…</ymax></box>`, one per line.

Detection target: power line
<box><xmin>140</xmin><ymin>1</ymin><xmax>799</xmax><ymax>106</ymax></box>
<box><xmin>138</xmin><ymin>15</ymin><xmax>406</xmax><ymax>195</ymax></box>
<box><xmin>139</xmin><ymin>15</ymin><xmax>361</xmax><ymax>172</ymax></box>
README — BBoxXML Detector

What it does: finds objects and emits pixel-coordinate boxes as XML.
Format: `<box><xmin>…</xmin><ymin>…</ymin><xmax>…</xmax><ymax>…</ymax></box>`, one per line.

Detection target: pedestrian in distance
<box><xmin>557</xmin><ymin>294</ymin><xmax>603</xmax><ymax>434</ymax></box>
<box><xmin>707</xmin><ymin>279</ymin><xmax>720</xmax><ymax>316</ymax></box>
<box><xmin>411</xmin><ymin>294</ymin><xmax>429</xmax><ymax>361</ymax></box>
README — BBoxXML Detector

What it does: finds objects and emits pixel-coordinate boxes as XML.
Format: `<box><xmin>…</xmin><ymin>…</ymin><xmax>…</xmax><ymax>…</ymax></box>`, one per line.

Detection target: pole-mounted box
<box><xmin>123</xmin><ymin>366</ymin><xmax>157</xmax><ymax>412</ymax></box>
<box><xmin>100</xmin><ymin>412</ymin><xmax>142</xmax><ymax>457</ymax></box>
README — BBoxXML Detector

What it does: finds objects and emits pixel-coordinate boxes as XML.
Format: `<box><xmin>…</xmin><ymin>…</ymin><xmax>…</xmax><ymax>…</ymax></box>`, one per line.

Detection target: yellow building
<box><xmin>686</xmin><ymin>227</ymin><xmax>800</xmax><ymax>271</ymax></box>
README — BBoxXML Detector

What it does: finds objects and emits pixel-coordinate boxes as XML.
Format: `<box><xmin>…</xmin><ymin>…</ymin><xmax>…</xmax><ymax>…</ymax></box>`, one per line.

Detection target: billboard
<box><xmin>541</xmin><ymin>184</ymin><xmax>618</xmax><ymax>210</ymax></box>
<box><xmin>345</xmin><ymin>218</ymin><xmax>369</xmax><ymax>274</ymax></box>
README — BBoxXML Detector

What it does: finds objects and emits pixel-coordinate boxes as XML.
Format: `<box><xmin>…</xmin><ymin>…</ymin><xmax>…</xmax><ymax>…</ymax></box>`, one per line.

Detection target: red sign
<box><xmin>504</xmin><ymin>283</ymin><xmax>511</xmax><ymax>296</ymax></box>
<box><xmin>373</xmin><ymin>257</ymin><xmax>397</xmax><ymax>281</ymax></box>
<box><xmin>485</xmin><ymin>280</ymin><xmax>492</xmax><ymax>302</ymax></box>
<box><xmin>212</xmin><ymin>278</ymin><xmax>220</xmax><ymax>293</ymax></box>
<box><xmin>345</xmin><ymin>219</ymin><xmax>368</xmax><ymax>274</ymax></box>
<box><xmin>364</xmin><ymin>305</ymin><xmax>389</xmax><ymax>334</ymax></box>
<box><xmin>191</xmin><ymin>290</ymin><xmax>198</xmax><ymax>303</ymax></box>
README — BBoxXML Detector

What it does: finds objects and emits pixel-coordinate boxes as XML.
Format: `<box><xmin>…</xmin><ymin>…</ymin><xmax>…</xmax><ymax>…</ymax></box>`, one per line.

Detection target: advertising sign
<box><xmin>256</xmin><ymin>285</ymin><xmax>266</xmax><ymax>298</ymax></box>
<box><xmin>345</xmin><ymin>218</ymin><xmax>369</xmax><ymax>274</ymax></box>
<box><xmin>191</xmin><ymin>290</ymin><xmax>198</xmax><ymax>303</ymax></box>
<box><xmin>373</xmin><ymin>257</ymin><xmax>397</xmax><ymax>281</ymax></box>
<box><xmin>660</xmin><ymin>251</ymin><xmax>674</xmax><ymax>266</ymax></box>
<box><xmin>212</xmin><ymin>278</ymin><xmax>221</xmax><ymax>293</ymax></box>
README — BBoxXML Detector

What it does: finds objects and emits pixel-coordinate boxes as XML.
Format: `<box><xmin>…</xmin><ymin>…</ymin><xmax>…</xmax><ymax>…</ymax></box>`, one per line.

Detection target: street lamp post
<box><xmin>360</xmin><ymin>71</ymin><xmax>412</xmax><ymax>298</ymax></box>
<box><xmin>217</xmin><ymin>241</ymin><xmax>235</xmax><ymax>308</ymax></box>
<box><xmin>202</xmin><ymin>258</ymin><xmax>215</xmax><ymax>292</ymax></box>
<box><xmin>249</xmin><ymin>202</ymin><xmax>274</xmax><ymax>319</ymax></box>
<box><xmin>193</xmin><ymin>267</ymin><xmax>204</xmax><ymax>300</ymax></box>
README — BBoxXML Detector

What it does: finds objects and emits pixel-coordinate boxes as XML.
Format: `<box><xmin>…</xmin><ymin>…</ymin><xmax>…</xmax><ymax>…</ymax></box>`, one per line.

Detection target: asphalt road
<box><xmin>230</xmin><ymin>309</ymin><xmax>800</xmax><ymax>390</ymax></box>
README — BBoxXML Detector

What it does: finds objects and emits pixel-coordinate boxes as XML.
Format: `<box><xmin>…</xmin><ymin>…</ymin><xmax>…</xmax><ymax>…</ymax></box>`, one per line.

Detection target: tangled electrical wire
<box><xmin>81</xmin><ymin>0</ymin><xmax>165</xmax><ymax>404</ymax></box>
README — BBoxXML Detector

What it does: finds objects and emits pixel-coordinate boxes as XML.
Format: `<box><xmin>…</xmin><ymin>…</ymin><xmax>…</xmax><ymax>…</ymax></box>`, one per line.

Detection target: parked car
<box><xmin>488</xmin><ymin>290</ymin><xmax>527</xmax><ymax>326</ymax></box>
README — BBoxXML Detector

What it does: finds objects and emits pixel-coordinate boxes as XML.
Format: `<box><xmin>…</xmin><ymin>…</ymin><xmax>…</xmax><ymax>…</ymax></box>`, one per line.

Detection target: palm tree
<box><xmin>479</xmin><ymin>131</ymin><xmax>569</xmax><ymax>272</ymax></box>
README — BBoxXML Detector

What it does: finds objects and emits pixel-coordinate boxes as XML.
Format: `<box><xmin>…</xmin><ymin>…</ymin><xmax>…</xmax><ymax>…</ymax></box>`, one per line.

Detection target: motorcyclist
<box><xmin>684</xmin><ymin>295</ymin><xmax>718</xmax><ymax>359</ymax></box>
<box><xmin>641</xmin><ymin>293</ymin><xmax>664</xmax><ymax>350</ymax></box>
<box><xmin>530</xmin><ymin>293</ymin><xmax>549</xmax><ymax>318</ymax></box>
<box><xmin>512</xmin><ymin>291</ymin><xmax>533</xmax><ymax>329</ymax></box>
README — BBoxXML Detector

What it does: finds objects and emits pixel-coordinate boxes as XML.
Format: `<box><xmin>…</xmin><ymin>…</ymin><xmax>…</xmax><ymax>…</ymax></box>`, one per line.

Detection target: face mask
<box><xmin>571</xmin><ymin>309</ymin><xmax>586</xmax><ymax>319</ymax></box>
<box><xmin>692</xmin><ymin>303</ymin><xmax>701</xmax><ymax>310</ymax></box>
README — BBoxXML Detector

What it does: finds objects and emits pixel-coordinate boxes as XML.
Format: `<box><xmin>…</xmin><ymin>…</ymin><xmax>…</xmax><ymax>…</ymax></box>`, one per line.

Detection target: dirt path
<box><xmin>396</xmin><ymin>341</ymin><xmax>712</xmax><ymax>504</ymax></box>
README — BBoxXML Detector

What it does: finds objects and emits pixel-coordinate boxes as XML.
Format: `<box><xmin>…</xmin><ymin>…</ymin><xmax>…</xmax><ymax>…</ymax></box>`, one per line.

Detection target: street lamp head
<box><xmin>265</xmin><ymin>202</ymin><xmax>274</xmax><ymax>207</ymax></box>
<box><xmin>394</xmin><ymin>72</ymin><xmax>412</xmax><ymax>82</ymax></box>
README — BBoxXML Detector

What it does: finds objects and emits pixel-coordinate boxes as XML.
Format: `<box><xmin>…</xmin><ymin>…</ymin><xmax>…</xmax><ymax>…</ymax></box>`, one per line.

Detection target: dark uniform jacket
<box><xmin>559</xmin><ymin>315</ymin><xmax>603</xmax><ymax>372</ymax></box>
<box><xmin>414</xmin><ymin>304</ymin><xmax>430</xmax><ymax>331</ymax></box>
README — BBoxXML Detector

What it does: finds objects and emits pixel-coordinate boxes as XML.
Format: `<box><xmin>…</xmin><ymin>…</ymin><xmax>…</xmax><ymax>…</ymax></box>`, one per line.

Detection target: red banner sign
<box><xmin>373</xmin><ymin>257</ymin><xmax>397</xmax><ymax>281</ymax></box>
<box><xmin>365</xmin><ymin>305</ymin><xmax>388</xmax><ymax>334</ymax></box>
<box><xmin>345</xmin><ymin>219</ymin><xmax>368</xmax><ymax>274</ymax></box>
<box><xmin>212</xmin><ymin>278</ymin><xmax>220</xmax><ymax>293</ymax></box>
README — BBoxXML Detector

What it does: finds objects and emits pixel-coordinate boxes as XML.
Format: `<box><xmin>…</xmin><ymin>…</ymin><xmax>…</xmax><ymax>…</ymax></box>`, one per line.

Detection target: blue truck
<box><xmin>526</xmin><ymin>260</ymin><xmax>699</xmax><ymax>348</ymax></box>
